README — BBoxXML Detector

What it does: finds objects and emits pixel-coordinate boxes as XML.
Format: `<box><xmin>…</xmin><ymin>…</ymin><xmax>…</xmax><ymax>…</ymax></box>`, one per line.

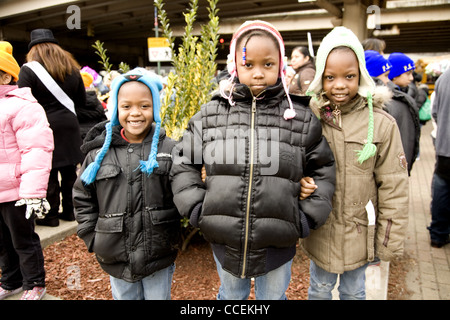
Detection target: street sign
<box><xmin>149</xmin><ymin>47</ymin><xmax>172</xmax><ymax>62</ymax></box>
<box><xmin>148</xmin><ymin>37</ymin><xmax>172</xmax><ymax>62</ymax></box>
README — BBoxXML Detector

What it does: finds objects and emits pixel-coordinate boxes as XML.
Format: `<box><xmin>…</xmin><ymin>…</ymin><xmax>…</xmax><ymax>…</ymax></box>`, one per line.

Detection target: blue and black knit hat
<box><xmin>81</xmin><ymin>68</ymin><xmax>163</xmax><ymax>185</ymax></box>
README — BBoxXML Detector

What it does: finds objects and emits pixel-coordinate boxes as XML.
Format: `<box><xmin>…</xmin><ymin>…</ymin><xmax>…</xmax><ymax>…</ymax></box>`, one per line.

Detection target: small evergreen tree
<box><xmin>155</xmin><ymin>0</ymin><xmax>219</xmax><ymax>140</ymax></box>
<box><xmin>155</xmin><ymin>0</ymin><xmax>219</xmax><ymax>250</ymax></box>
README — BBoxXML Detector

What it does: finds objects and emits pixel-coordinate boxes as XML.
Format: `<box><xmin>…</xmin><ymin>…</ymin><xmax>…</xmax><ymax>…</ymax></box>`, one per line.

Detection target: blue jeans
<box><xmin>109</xmin><ymin>263</ymin><xmax>175</xmax><ymax>300</ymax></box>
<box><xmin>308</xmin><ymin>260</ymin><xmax>368</xmax><ymax>300</ymax></box>
<box><xmin>429</xmin><ymin>173</ymin><xmax>450</xmax><ymax>243</ymax></box>
<box><xmin>213</xmin><ymin>254</ymin><xmax>292</xmax><ymax>300</ymax></box>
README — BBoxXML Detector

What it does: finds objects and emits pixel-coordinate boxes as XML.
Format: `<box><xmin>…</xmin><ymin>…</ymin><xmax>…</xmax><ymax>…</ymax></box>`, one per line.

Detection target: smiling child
<box><xmin>302</xmin><ymin>26</ymin><xmax>409</xmax><ymax>300</ymax></box>
<box><xmin>73</xmin><ymin>69</ymin><xmax>181</xmax><ymax>300</ymax></box>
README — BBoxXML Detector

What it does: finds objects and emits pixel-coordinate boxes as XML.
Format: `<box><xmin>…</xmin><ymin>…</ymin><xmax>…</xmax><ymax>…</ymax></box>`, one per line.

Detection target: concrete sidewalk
<box><xmin>402</xmin><ymin>121</ymin><xmax>450</xmax><ymax>300</ymax></box>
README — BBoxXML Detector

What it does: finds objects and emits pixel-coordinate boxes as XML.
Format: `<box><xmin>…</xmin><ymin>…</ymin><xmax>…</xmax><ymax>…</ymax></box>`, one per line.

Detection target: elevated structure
<box><xmin>1</xmin><ymin>0</ymin><xmax>449</xmax><ymax>68</ymax></box>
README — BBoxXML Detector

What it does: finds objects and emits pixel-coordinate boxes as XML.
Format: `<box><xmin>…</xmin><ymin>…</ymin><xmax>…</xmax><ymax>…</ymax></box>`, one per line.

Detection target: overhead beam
<box><xmin>0</xmin><ymin>0</ymin><xmax>81</xmax><ymax>19</ymax></box>
<box><xmin>315</xmin><ymin>0</ymin><xmax>343</xmax><ymax>18</ymax></box>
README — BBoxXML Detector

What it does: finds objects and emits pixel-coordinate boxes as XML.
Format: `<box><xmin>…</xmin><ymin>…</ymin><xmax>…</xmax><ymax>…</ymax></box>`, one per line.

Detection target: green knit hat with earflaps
<box><xmin>306</xmin><ymin>26</ymin><xmax>377</xmax><ymax>164</ymax></box>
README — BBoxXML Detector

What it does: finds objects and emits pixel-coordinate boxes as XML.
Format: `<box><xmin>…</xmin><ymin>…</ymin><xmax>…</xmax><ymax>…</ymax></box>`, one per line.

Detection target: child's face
<box><xmin>392</xmin><ymin>70</ymin><xmax>413</xmax><ymax>88</ymax></box>
<box><xmin>236</xmin><ymin>35</ymin><xmax>280</xmax><ymax>96</ymax></box>
<box><xmin>377</xmin><ymin>71</ymin><xmax>390</xmax><ymax>85</ymax></box>
<box><xmin>322</xmin><ymin>49</ymin><xmax>360</xmax><ymax>106</ymax></box>
<box><xmin>117</xmin><ymin>81</ymin><xmax>154</xmax><ymax>144</ymax></box>
<box><xmin>0</xmin><ymin>72</ymin><xmax>12</xmax><ymax>85</ymax></box>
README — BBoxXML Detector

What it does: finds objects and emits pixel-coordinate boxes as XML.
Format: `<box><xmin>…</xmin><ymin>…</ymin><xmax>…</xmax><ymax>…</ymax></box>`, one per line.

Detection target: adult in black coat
<box><xmin>18</xmin><ymin>29</ymin><xmax>85</xmax><ymax>226</ymax></box>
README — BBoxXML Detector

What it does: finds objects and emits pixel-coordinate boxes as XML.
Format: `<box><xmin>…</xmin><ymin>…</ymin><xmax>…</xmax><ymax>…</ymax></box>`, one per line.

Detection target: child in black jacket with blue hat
<box><xmin>73</xmin><ymin>69</ymin><xmax>181</xmax><ymax>300</ymax></box>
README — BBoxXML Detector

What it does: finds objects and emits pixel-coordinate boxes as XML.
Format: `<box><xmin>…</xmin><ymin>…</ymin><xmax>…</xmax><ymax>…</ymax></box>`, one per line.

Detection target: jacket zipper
<box><xmin>241</xmin><ymin>96</ymin><xmax>257</xmax><ymax>278</ymax></box>
<box><xmin>383</xmin><ymin>219</ymin><xmax>392</xmax><ymax>246</ymax></box>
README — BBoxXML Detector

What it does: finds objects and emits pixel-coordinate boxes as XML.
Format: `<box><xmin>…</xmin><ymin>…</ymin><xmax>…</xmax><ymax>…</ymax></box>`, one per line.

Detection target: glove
<box><xmin>15</xmin><ymin>198</ymin><xmax>50</xmax><ymax>220</ymax></box>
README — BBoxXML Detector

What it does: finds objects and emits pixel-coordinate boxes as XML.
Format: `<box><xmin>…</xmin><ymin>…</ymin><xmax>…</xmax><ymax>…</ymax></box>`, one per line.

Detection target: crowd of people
<box><xmin>0</xmin><ymin>20</ymin><xmax>448</xmax><ymax>301</ymax></box>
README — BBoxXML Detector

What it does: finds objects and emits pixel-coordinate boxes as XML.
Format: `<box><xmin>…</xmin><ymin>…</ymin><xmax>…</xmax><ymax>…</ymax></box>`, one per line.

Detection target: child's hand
<box><xmin>201</xmin><ymin>165</ymin><xmax>206</xmax><ymax>183</ymax></box>
<box><xmin>300</xmin><ymin>177</ymin><xmax>318</xmax><ymax>200</ymax></box>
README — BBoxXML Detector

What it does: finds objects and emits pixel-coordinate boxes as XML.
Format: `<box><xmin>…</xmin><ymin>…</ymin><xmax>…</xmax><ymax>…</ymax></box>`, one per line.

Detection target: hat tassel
<box><xmin>81</xmin><ymin>122</ymin><xmax>113</xmax><ymax>185</ymax></box>
<box><xmin>137</xmin><ymin>122</ymin><xmax>161</xmax><ymax>175</ymax></box>
<box><xmin>355</xmin><ymin>93</ymin><xmax>377</xmax><ymax>164</ymax></box>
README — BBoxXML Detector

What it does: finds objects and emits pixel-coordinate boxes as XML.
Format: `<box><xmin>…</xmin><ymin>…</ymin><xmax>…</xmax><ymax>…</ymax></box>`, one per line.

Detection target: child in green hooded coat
<box><xmin>301</xmin><ymin>27</ymin><xmax>409</xmax><ymax>300</ymax></box>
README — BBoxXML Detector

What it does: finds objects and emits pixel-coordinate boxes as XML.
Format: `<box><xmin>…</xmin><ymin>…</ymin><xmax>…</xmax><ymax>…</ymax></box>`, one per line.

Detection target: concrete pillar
<box><xmin>342</xmin><ymin>0</ymin><xmax>368</xmax><ymax>41</ymax></box>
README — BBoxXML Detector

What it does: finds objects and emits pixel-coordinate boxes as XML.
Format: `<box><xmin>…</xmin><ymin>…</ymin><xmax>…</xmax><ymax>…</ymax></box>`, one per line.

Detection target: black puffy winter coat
<box><xmin>170</xmin><ymin>80</ymin><xmax>335</xmax><ymax>278</ymax></box>
<box><xmin>73</xmin><ymin>122</ymin><xmax>181</xmax><ymax>282</ymax></box>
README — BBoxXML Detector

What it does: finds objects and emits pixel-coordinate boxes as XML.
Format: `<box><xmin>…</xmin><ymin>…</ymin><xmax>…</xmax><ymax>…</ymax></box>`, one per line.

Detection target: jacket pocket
<box><xmin>383</xmin><ymin>219</ymin><xmax>392</xmax><ymax>247</ymax></box>
<box><xmin>353</xmin><ymin>217</ymin><xmax>375</xmax><ymax>262</ymax></box>
<box><xmin>146</xmin><ymin>207</ymin><xmax>181</xmax><ymax>258</ymax></box>
<box><xmin>93</xmin><ymin>213</ymin><xmax>127</xmax><ymax>264</ymax></box>
<box><xmin>95</xmin><ymin>164</ymin><xmax>121</xmax><ymax>180</ymax></box>
<box><xmin>345</xmin><ymin>140</ymin><xmax>377</xmax><ymax>174</ymax></box>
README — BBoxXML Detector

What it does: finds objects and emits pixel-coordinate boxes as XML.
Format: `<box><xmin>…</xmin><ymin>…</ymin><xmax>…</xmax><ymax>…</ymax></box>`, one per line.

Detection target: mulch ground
<box><xmin>41</xmin><ymin>233</ymin><xmax>412</xmax><ymax>300</ymax></box>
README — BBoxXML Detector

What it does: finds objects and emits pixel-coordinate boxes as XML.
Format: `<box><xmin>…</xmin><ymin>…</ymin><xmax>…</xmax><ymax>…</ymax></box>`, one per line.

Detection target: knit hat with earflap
<box><xmin>220</xmin><ymin>20</ymin><xmax>296</xmax><ymax>120</ymax></box>
<box><xmin>306</xmin><ymin>26</ymin><xmax>377</xmax><ymax>164</ymax></box>
<box><xmin>0</xmin><ymin>41</ymin><xmax>20</xmax><ymax>81</ymax></box>
<box><xmin>80</xmin><ymin>68</ymin><xmax>163</xmax><ymax>185</ymax></box>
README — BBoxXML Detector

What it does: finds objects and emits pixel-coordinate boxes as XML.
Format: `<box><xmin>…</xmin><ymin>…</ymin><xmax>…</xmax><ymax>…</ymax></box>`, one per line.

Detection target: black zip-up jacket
<box><xmin>73</xmin><ymin>121</ymin><xmax>181</xmax><ymax>282</ymax></box>
<box><xmin>170</xmin><ymin>80</ymin><xmax>335</xmax><ymax>278</ymax></box>
<box><xmin>384</xmin><ymin>80</ymin><xmax>420</xmax><ymax>175</ymax></box>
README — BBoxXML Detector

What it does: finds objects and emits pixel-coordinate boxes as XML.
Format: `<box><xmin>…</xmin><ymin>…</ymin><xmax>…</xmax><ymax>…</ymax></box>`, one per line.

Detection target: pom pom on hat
<box><xmin>365</xmin><ymin>50</ymin><xmax>392</xmax><ymax>77</ymax></box>
<box><xmin>81</xmin><ymin>68</ymin><xmax>163</xmax><ymax>185</ymax></box>
<box><xmin>0</xmin><ymin>41</ymin><xmax>20</xmax><ymax>81</ymax></box>
<box><xmin>387</xmin><ymin>52</ymin><xmax>415</xmax><ymax>80</ymax></box>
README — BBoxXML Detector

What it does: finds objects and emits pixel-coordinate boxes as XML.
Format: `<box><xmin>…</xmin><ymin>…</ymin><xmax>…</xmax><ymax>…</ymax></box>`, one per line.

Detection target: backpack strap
<box><xmin>24</xmin><ymin>61</ymin><xmax>76</xmax><ymax>116</ymax></box>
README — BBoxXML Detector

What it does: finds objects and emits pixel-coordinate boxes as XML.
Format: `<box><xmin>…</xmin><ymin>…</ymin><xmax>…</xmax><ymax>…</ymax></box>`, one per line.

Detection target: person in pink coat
<box><xmin>0</xmin><ymin>41</ymin><xmax>54</xmax><ymax>300</ymax></box>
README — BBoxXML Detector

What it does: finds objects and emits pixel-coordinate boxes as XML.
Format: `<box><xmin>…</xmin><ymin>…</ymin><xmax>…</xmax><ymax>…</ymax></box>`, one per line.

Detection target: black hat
<box><xmin>28</xmin><ymin>29</ymin><xmax>58</xmax><ymax>50</ymax></box>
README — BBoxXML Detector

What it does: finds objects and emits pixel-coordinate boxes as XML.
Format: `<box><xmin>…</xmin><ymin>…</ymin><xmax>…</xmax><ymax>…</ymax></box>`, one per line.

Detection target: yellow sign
<box><xmin>147</xmin><ymin>37</ymin><xmax>170</xmax><ymax>48</ymax></box>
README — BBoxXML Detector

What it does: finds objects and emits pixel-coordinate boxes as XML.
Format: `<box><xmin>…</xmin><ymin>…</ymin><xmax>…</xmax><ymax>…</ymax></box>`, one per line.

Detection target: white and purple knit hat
<box><xmin>221</xmin><ymin>20</ymin><xmax>296</xmax><ymax>120</ymax></box>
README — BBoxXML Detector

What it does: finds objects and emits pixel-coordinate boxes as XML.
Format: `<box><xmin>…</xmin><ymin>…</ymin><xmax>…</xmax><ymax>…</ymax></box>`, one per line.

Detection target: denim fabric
<box><xmin>109</xmin><ymin>263</ymin><xmax>175</xmax><ymax>300</ymax></box>
<box><xmin>213</xmin><ymin>254</ymin><xmax>292</xmax><ymax>300</ymax></box>
<box><xmin>308</xmin><ymin>260</ymin><xmax>368</xmax><ymax>300</ymax></box>
<box><xmin>428</xmin><ymin>173</ymin><xmax>450</xmax><ymax>243</ymax></box>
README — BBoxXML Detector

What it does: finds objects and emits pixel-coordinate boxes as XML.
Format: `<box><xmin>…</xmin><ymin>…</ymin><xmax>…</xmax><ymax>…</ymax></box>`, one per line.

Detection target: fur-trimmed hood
<box><xmin>309</xmin><ymin>85</ymin><xmax>393</xmax><ymax>118</ymax></box>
